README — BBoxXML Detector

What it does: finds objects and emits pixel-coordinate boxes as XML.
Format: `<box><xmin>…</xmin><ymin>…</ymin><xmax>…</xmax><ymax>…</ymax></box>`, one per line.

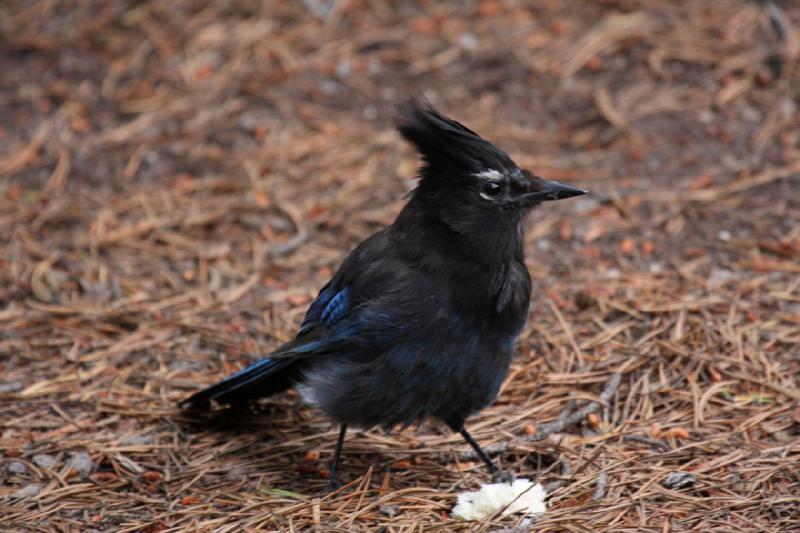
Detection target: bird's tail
<box><xmin>179</xmin><ymin>356</ymin><xmax>297</xmax><ymax>410</ymax></box>
<box><xmin>180</xmin><ymin>330</ymin><xmax>327</xmax><ymax>410</ymax></box>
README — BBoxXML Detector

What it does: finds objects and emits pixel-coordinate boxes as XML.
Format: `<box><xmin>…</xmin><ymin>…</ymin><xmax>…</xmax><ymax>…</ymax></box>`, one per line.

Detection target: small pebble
<box><xmin>32</xmin><ymin>454</ymin><xmax>57</xmax><ymax>469</ymax></box>
<box><xmin>12</xmin><ymin>483</ymin><xmax>42</xmax><ymax>499</ymax></box>
<box><xmin>6</xmin><ymin>460</ymin><xmax>28</xmax><ymax>475</ymax></box>
<box><xmin>663</xmin><ymin>471</ymin><xmax>695</xmax><ymax>490</ymax></box>
<box><xmin>68</xmin><ymin>452</ymin><xmax>93</xmax><ymax>477</ymax></box>
<box><xmin>459</xmin><ymin>33</ymin><xmax>478</xmax><ymax>50</ymax></box>
<box><xmin>335</xmin><ymin>60</ymin><xmax>352</xmax><ymax>79</ymax></box>
<box><xmin>226</xmin><ymin>465</ymin><xmax>248</xmax><ymax>482</ymax></box>
<box><xmin>0</xmin><ymin>381</ymin><xmax>24</xmax><ymax>394</ymax></box>
<box><xmin>120</xmin><ymin>434</ymin><xmax>153</xmax><ymax>446</ymax></box>
<box><xmin>707</xmin><ymin>268</ymin><xmax>736</xmax><ymax>288</ymax></box>
<box><xmin>380</xmin><ymin>505</ymin><xmax>398</xmax><ymax>517</ymax></box>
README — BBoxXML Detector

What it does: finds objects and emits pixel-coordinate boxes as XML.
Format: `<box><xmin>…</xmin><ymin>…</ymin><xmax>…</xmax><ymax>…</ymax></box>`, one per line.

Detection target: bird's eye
<box><xmin>480</xmin><ymin>181</ymin><xmax>503</xmax><ymax>200</ymax></box>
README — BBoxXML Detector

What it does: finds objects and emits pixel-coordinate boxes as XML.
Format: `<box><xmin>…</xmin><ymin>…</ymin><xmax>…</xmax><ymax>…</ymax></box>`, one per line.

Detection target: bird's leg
<box><xmin>458</xmin><ymin>427</ymin><xmax>498</xmax><ymax>475</ymax></box>
<box><xmin>326</xmin><ymin>424</ymin><xmax>347</xmax><ymax>491</ymax></box>
<box><xmin>458</xmin><ymin>427</ymin><xmax>514</xmax><ymax>484</ymax></box>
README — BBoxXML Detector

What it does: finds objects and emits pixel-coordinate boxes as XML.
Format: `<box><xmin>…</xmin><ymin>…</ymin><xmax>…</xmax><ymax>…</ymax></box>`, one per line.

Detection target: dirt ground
<box><xmin>1</xmin><ymin>1</ymin><xmax>799</xmax><ymax>531</ymax></box>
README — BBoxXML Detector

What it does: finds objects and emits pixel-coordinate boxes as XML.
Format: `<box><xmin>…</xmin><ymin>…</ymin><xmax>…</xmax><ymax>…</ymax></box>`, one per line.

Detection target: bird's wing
<box><xmin>180</xmin><ymin>231</ymin><xmax>426</xmax><ymax>409</ymax></box>
<box><xmin>281</xmin><ymin>286</ymin><xmax>394</xmax><ymax>355</ymax></box>
<box><xmin>298</xmin><ymin>283</ymin><xmax>351</xmax><ymax>335</ymax></box>
<box><xmin>285</xmin><ymin>227</ymin><xmax>424</xmax><ymax>353</ymax></box>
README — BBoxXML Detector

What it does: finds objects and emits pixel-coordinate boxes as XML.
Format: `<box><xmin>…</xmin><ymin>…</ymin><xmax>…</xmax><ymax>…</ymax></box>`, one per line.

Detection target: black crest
<box><xmin>396</xmin><ymin>99</ymin><xmax>517</xmax><ymax>180</ymax></box>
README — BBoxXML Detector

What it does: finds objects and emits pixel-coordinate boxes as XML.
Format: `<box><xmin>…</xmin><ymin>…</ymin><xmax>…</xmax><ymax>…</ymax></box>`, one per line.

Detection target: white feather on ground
<box><xmin>451</xmin><ymin>478</ymin><xmax>547</xmax><ymax>521</ymax></box>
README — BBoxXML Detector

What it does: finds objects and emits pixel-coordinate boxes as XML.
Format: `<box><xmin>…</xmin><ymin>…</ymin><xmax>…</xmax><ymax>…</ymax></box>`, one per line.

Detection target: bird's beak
<box><xmin>520</xmin><ymin>180</ymin><xmax>587</xmax><ymax>204</ymax></box>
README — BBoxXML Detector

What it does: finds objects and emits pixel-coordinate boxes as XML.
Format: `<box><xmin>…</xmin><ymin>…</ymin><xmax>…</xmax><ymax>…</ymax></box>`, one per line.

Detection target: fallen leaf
<box><xmin>690</xmin><ymin>174</ymin><xmax>714</xmax><ymax>190</ymax></box>
<box><xmin>478</xmin><ymin>1</ymin><xmax>503</xmax><ymax>16</ymax></box>
<box><xmin>409</xmin><ymin>16</ymin><xmax>438</xmax><ymax>35</ymax></box>
<box><xmin>141</xmin><ymin>471</ymin><xmax>164</xmax><ymax>483</ymax></box>
<box><xmin>90</xmin><ymin>472</ymin><xmax>119</xmax><ymax>484</ymax></box>
<box><xmin>665</xmin><ymin>427</ymin><xmax>689</xmax><ymax>440</ymax></box>
<box><xmin>392</xmin><ymin>460</ymin><xmax>412</xmax><ymax>470</ymax></box>
<box><xmin>620</xmin><ymin>238</ymin><xmax>635</xmax><ymax>254</ymax></box>
<box><xmin>650</xmin><ymin>423</ymin><xmax>661</xmax><ymax>439</ymax></box>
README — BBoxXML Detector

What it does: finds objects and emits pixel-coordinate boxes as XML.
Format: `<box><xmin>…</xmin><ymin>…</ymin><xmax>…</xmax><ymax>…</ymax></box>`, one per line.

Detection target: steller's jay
<box><xmin>181</xmin><ymin>100</ymin><xmax>586</xmax><ymax>487</ymax></box>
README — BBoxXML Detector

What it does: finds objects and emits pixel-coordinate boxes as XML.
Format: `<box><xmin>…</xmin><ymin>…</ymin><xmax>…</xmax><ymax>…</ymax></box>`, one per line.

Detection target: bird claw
<box><xmin>324</xmin><ymin>479</ymin><xmax>341</xmax><ymax>493</ymax></box>
<box><xmin>492</xmin><ymin>469</ymin><xmax>516</xmax><ymax>484</ymax></box>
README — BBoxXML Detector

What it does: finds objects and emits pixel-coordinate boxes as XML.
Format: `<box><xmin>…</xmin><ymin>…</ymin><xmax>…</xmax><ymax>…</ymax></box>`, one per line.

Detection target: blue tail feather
<box><xmin>180</xmin><ymin>357</ymin><xmax>294</xmax><ymax>409</ymax></box>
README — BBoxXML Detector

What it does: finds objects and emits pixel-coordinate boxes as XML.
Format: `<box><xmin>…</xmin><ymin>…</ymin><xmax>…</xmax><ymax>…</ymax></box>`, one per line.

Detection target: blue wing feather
<box><xmin>299</xmin><ymin>285</ymin><xmax>334</xmax><ymax>334</ymax></box>
<box><xmin>300</xmin><ymin>285</ymin><xmax>351</xmax><ymax>334</ymax></box>
<box><xmin>321</xmin><ymin>287</ymin><xmax>350</xmax><ymax>327</ymax></box>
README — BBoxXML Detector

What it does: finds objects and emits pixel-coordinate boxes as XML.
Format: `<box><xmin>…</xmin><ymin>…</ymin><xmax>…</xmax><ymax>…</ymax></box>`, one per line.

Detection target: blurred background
<box><xmin>1</xmin><ymin>1</ymin><xmax>799</xmax><ymax>530</ymax></box>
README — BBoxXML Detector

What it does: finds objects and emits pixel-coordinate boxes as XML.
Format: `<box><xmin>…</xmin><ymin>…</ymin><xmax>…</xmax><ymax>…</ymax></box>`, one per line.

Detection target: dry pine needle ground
<box><xmin>1</xmin><ymin>1</ymin><xmax>799</xmax><ymax>531</ymax></box>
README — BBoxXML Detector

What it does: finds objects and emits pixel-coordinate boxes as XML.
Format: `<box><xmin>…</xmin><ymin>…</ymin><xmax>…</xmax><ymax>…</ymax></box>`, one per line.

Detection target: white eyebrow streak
<box><xmin>474</xmin><ymin>169</ymin><xmax>503</xmax><ymax>181</ymax></box>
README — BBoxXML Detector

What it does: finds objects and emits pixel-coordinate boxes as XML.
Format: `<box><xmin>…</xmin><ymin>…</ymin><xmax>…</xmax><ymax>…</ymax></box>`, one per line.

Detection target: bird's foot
<box><xmin>492</xmin><ymin>469</ymin><xmax>516</xmax><ymax>484</ymax></box>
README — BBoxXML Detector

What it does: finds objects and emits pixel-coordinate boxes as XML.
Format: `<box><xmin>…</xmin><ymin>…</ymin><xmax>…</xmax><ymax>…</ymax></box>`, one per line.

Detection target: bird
<box><xmin>181</xmin><ymin>99</ymin><xmax>586</xmax><ymax>488</ymax></box>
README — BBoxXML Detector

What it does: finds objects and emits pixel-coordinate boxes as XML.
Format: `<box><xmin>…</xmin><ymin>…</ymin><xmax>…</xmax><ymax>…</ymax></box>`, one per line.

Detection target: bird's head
<box><xmin>397</xmin><ymin>100</ymin><xmax>586</xmax><ymax>223</ymax></box>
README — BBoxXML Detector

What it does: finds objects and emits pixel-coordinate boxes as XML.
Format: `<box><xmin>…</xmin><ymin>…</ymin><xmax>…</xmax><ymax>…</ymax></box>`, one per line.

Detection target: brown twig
<box><xmin>528</xmin><ymin>373</ymin><xmax>622</xmax><ymax>442</ymax></box>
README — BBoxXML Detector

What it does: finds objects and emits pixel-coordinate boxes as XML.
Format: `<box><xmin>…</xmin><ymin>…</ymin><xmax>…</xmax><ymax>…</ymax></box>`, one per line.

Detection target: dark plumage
<box><xmin>181</xmin><ymin>100</ymin><xmax>586</xmax><ymax>486</ymax></box>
